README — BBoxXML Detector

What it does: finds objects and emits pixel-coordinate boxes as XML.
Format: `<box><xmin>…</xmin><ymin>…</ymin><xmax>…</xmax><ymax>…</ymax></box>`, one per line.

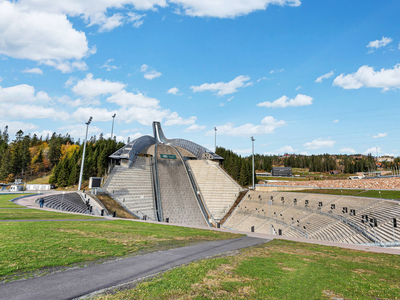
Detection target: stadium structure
<box><xmin>43</xmin><ymin>121</ymin><xmax>399</xmax><ymax>247</ymax></box>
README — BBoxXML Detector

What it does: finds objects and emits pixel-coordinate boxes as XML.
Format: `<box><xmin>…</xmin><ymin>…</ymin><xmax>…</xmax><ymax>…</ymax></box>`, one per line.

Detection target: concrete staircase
<box><xmin>188</xmin><ymin>160</ymin><xmax>242</xmax><ymax>220</ymax></box>
<box><xmin>103</xmin><ymin>156</ymin><xmax>157</xmax><ymax>220</ymax></box>
<box><xmin>157</xmin><ymin>144</ymin><xmax>208</xmax><ymax>227</ymax></box>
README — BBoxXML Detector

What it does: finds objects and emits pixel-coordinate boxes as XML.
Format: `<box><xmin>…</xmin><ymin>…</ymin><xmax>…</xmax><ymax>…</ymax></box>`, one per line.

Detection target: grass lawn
<box><xmin>96</xmin><ymin>194</ymin><xmax>137</xmax><ymax>219</ymax></box>
<box><xmin>27</xmin><ymin>175</ymin><xmax>50</xmax><ymax>185</ymax></box>
<box><xmin>96</xmin><ymin>239</ymin><xmax>400</xmax><ymax>300</ymax></box>
<box><xmin>0</xmin><ymin>194</ymin><xmax>33</xmax><ymax>208</ymax></box>
<box><xmin>292</xmin><ymin>189</ymin><xmax>364</xmax><ymax>196</ymax></box>
<box><xmin>0</xmin><ymin>220</ymin><xmax>240</xmax><ymax>281</ymax></box>
<box><xmin>0</xmin><ymin>209</ymin><xmax>100</xmax><ymax>220</ymax></box>
<box><xmin>356</xmin><ymin>190</ymin><xmax>400</xmax><ymax>200</ymax></box>
<box><xmin>258</xmin><ymin>177</ymin><xmax>307</xmax><ymax>181</ymax></box>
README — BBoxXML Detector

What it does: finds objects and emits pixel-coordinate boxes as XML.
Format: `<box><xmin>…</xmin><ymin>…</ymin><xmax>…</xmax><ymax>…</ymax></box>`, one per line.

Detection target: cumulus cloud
<box><xmin>304</xmin><ymin>138</ymin><xmax>335</xmax><ymax>149</ymax></box>
<box><xmin>191</xmin><ymin>75</ymin><xmax>251</xmax><ymax>96</ymax></box>
<box><xmin>57</xmin><ymin>95</ymin><xmax>100</xmax><ymax>107</ymax></box>
<box><xmin>71</xmin><ymin>73</ymin><xmax>126</xmax><ymax>98</ymax></box>
<box><xmin>167</xmin><ymin>87</ymin><xmax>180</xmax><ymax>95</ymax></box>
<box><xmin>333</xmin><ymin>64</ymin><xmax>400</xmax><ymax>91</ymax></box>
<box><xmin>164</xmin><ymin>112</ymin><xmax>197</xmax><ymax>126</ymax></box>
<box><xmin>257</xmin><ymin>94</ymin><xmax>313</xmax><ymax>108</ymax></box>
<box><xmin>373</xmin><ymin>133</ymin><xmax>387</xmax><ymax>138</ymax></box>
<box><xmin>367</xmin><ymin>36</ymin><xmax>392</xmax><ymax>49</ymax></box>
<box><xmin>0</xmin><ymin>84</ymin><xmax>52</xmax><ymax>104</ymax></box>
<box><xmin>169</xmin><ymin>0</ymin><xmax>300</xmax><ymax>18</ymax></box>
<box><xmin>206</xmin><ymin>116</ymin><xmax>285</xmax><ymax>137</ymax></box>
<box><xmin>101</xmin><ymin>59</ymin><xmax>118</xmax><ymax>71</ymax></box>
<box><xmin>0</xmin><ymin>1</ymin><xmax>90</xmax><ymax>71</ymax></box>
<box><xmin>106</xmin><ymin>90</ymin><xmax>160</xmax><ymax>107</ymax></box>
<box><xmin>339</xmin><ymin>147</ymin><xmax>356</xmax><ymax>154</ymax></box>
<box><xmin>315</xmin><ymin>70</ymin><xmax>334</xmax><ymax>83</ymax></box>
<box><xmin>140</xmin><ymin>64</ymin><xmax>162</xmax><ymax>80</ymax></box>
<box><xmin>0</xmin><ymin>121</ymin><xmax>38</xmax><ymax>136</ymax></box>
<box><xmin>265</xmin><ymin>145</ymin><xmax>297</xmax><ymax>155</ymax></box>
<box><xmin>364</xmin><ymin>147</ymin><xmax>381</xmax><ymax>155</ymax></box>
<box><xmin>22</xmin><ymin>68</ymin><xmax>43</xmax><ymax>75</ymax></box>
<box><xmin>183</xmin><ymin>124</ymin><xmax>206</xmax><ymax>132</ymax></box>
<box><xmin>58</xmin><ymin>124</ymin><xmax>102</xmax><ymax>140</ymax></box>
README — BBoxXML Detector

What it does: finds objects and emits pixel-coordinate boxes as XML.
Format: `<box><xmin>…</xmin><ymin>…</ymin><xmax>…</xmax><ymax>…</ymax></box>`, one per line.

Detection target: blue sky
<box><xmin>0</xmin><ymin>0</ymin><xmax>399</xmax><ymax>156</ymax></box>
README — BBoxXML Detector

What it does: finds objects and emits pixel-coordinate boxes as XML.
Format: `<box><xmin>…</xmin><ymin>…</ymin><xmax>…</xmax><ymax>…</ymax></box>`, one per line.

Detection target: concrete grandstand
<box><xmin>103</xmin><ymin>121</ymin><xmax>244</xmax><ymax>226</ymax></box>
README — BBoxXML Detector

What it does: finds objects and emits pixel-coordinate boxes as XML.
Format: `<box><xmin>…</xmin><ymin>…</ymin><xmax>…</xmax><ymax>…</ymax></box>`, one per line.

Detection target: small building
<box><xmin>272</xmin><ymin>167</ymin><xmax>292</xmax><ymax>177</ymax></box>
<box><xmin>330</xmin><ymin>170</ymin><xmax>340</xmax><ymax>175</ymax></box>
<box><xmin>25</xmin><ymin>184</ymin><xmax>55</xmax><ymax>191</ymax></box>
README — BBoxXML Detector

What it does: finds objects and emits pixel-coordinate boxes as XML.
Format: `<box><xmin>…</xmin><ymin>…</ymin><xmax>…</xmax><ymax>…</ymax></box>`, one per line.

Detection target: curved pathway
<box><xmin>0</xmin><ymin>236</ymin><xmax>269</xmax><ymax>300</ymax></box>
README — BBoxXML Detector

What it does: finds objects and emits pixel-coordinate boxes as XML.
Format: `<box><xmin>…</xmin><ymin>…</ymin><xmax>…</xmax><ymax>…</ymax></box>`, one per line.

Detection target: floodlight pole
<box><xmin>111</xmin><ymin>113</ymin><xmax>116</xmax><ymax>140</ymax></box>
<box><xmin>78</xmin><ymin>116</ymin><xmax>93</xmax><ymax>191</ymax></box>
<box><xmin>214</xmin><ymin>127</ymin><xmax>217</xmax><ymax>153</ymax></box>
<box><xmin>251</xmin><ymin>136</ymin><xmax>255</xmax><ymax>189</ymax></box>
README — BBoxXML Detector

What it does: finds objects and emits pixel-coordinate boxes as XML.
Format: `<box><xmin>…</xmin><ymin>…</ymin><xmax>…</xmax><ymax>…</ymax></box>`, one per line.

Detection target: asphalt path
<box><xmin>0</xmin><ymin>236</ymin><xmax>269</xmax><ymax>300</ymax></box>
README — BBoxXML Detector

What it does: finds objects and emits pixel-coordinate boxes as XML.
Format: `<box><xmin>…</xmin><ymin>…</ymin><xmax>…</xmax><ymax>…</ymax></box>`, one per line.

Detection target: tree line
<box><xmin>0</xmin><ymin>126</ymin><xmax>124</xmax><ymax>186</ymax></box>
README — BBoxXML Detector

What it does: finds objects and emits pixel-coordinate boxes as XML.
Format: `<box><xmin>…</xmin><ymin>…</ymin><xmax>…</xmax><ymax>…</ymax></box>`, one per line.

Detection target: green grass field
<box><xmin>0</xmin><ymin>209</ymin><xmax>100</xmax><ymax>220</ymax></box>
<box><xmin>0</xmin><ymin>194</ymin><xmax>33</xmax><ymax>208</ymax></box>
<box><xmin>96</xmin><ymin>239</ymin><xmax>400</xmax><ymax>300</ymax></box>
<box><xmin>0</xmin><ymin>220</ymin><xmax>240</xmax><ymax>282</ymax></box>
<box><xmin>292</xmin><ymin>189</ymin><xmax>400</xmax><ymax>199</ymax></box>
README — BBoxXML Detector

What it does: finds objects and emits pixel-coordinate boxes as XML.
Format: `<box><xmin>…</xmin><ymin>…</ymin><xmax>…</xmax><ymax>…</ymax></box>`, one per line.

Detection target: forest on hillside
<box><xmin>0</xmin><ymin>126</ymin><xmax>124</xmax><ymax>186</ymax></box>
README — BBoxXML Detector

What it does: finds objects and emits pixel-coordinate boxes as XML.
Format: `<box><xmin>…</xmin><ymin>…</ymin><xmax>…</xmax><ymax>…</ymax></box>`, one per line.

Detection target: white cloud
<box><xmin>88</xmin><ymin>13</ymin><xmax>124</xmax><ymax>32</ymax></box>
<box><xmin>22</xmin><ymin>68</ymin><xmax>43</xmax><ymax>75</ymax></box>
<box><xmin>0</xmin><ymin>84</ymin><xmax>52</xmax><ymax>104</ymax></box>
<box><xmin>333</xmin><ymin>64</ymin><xmax>400</xmax><ymax>91</ymax></box>
<box><xmin>0</xmin><ymin>77</ymin><xmax>2</xmax><ymax>83</ymax></box>
<box><xmin>144</xmin><ymin>70</ymin><xmax>162</xmax><ymax>80</ymax></box>
<box><xmin>170</xmin><ymin>0</ymin><xmax>300</xmax><ymax>18</ymax></box>
<box><xmin>72</xmin><ymin>107</ymin><xmax>118</xmax><ymax>123</ymax></box>
<box><xmin>257</xmin><ymin>77</ymin><xmax>267</xmax><ymax>82</ymax></box>
<box><xmin>265</xmin><ymin>145</ymin><xmax>297</xmax><ymax>155</ymax></box>
<box><xmin>220</xmin><ymin>103</ymin><xmax>225</xmax><ymax>107</ymax></box>
<box><xmin>183</xmin><ymin>124</ymin><xmax>206</xmax><ymax>132</ymax></box>
<box><xmin>372</xmin><ymin>133</ymin><xmax>387</xmax><ymax>138</ymax></box>
<box><xmin>233</xmin><ymin>148</ymin><xmax>252</xmax><ymax>155</ymax></box>
<box><xmin>167</xmin><ymin>87</ymin><xmax>180</xmax><ymax>95</ymax></box>
<box><xmin>106</xmin><ymin>90</ymin><xmax>159</xmax><ymax>107</ymax></box>
<box><xmin>0</xmin><ymin>121</ymin><xmax>38</xmax><ymax>136</ymax></box>
<box><xmin>304</xmin><ymin>138</ymin><xmax>335</xmax><ymax>149</ymax></box>
<box><xmin>57</xmin><ymin>95</ymin><xmax>100</xmax><ymax>107</ymax></box>
<box><xmin>1</xmin><ymin>104</ymin><xmax>69</xmax><ymax>121</ymax></box>
<box><xmin>270</xmin><ymin>68</ymin><xmax>284</xmax><ymax>74</ymax></box>
<box><xmin>164</xmin><ymin>112</ymin><xmax>197</xmax><ymax>126</ymax></box>
<box><xmin>295</xmin><ymin>86</ymin><xmax>302</xmax><ymax>90</ymax></box>
<box><xmin>339</xmin><ymin>147</ymin><xmax>356</xmax><ymax>154</ymax></box>
<box><xmin>257</xmin><ymin>94</ymin><xmax>313</xmax><ymax>108</ymax></box>
<box><xmin>191</xmin><ymin>75</ymin><xmax>251</xmax><ymax>96</ymax></box>
<box><xmin>71</xmin><ymin>73</ymin><xmax>126</xmax><ymax>98</ymax></box>
<box><xmin>40</xmin><ymin>60</ymin><xmax>88</xmax><ymax>73</ymax></box>
<box><xmin>227</xmin><ymin>96</ymin><xmax>234</xmax><ymax>101</ymax></box>
<box><xmin>206</xmin><ymin>116</ymin><xmax>285</xmax><ymax>137</ymax></box>
<box><xmin>101</xmin><ymin>59</ymin><xmax>118</xmax><ymax>71</ymax></box>
<box><xmin>140</xmin><ymin>64</ymin><xmax>162</xmax><ymax>80</ymax></box>
<box><xmin>0</xmin><ymin>1</ymin><xmax>90</xmax><ymax>70</ymax></box>
<box><xmin>58</xmin><ymin>124</ymin><xmax>102</xmax><ymax>140</ymax></box>
<box><xmin>364</xmin><ymin>147</ymin><xmax>381</xmax><ymax>155</ymax></box>
<box><xmin>128</xmin><ymin>12</ymin><xmax>146</xmax><ymax>28</ymax></box>
<box><xmin>315</xmin><ymin>70</ymin><xmax>334</xmax><ymax>83</ymax></box>
<box><xmin>367</xmin><ymin>36</ymin><xmax>392</xmax><ymax>49</ymax></box>
<box><xmin>333</xmin><ymin>119</ymin><xmax>339</xmax><ymax>123</ymax></box>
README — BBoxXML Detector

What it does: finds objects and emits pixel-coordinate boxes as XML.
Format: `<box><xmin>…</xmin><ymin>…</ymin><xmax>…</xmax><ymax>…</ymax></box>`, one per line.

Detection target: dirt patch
<box><xmin>323</xmin><ymin>290</ymin><xmax>345</xmax><ymax>300</ymax></box>
<box><xmin>352</xmin><ymin>269</ymin><xmax>376</xmax><ymax>274</ymax></box>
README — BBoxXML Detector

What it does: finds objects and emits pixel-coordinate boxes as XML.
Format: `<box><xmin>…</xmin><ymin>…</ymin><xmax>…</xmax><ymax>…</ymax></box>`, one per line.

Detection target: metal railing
<box><xmin>153</xmin><ymin>144</ymin><xmax>163</xmax><ymax>222</ymax></box>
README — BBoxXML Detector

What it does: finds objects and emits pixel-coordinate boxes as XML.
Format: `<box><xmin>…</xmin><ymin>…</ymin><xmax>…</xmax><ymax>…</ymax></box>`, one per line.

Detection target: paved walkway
<box><xmin>0</xmin><ymin>236</ymin><xmax>268</xmax><ymax>300</ymax></box>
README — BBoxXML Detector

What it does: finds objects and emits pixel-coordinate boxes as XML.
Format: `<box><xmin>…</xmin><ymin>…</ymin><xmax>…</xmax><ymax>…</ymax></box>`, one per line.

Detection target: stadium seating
<box><xmin>157</xmin><ymin>144</ymin><xmax>208</xmax><ymax>227</ymax></box>
<box><xmin>225</xmin><ymin>191</ymin><xmax>400</xmax><ymax>245</ymax></box>
<box><xmin>38</xmin><ymin>192</ymin><xmax>88</xmax><ymax>214</ymax></box>
<box><xmin>188</xmin><ymin>160</ymin><xmax>243</xmax><ymax>220</ymax></box>
<box><xmin>103</xmin><ymin>156</ymin><xmax>157</xmax><ymax>220</ymax></box>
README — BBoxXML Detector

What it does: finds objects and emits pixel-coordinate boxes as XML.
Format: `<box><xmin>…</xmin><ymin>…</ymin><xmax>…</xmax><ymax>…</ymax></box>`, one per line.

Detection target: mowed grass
<box><xmin>291</xmin><ymin>189</ymin><xmax>400</xmax><ymax>199</ymax></box>
<box><xmin>0</xmin><ymin>208</ymin><xmax>100</xmax><ymax>220</ymax></box>
<box><xmin>0</xmin><ymin>220</ymin><xmax>240</xmax><ymax>281</ymax></box>
<box><xmin>96</xmin><ymin>239</ymin><xmax>400</xmax><ymax>300</ymax></box>
<box><xmin>293</xmin><ymin>189</ymin><xmax>363</xmax><ymax>196</ymax></box>
<box><xmin>0</xmin><ymin>194</ymin><xmax>33</xmax><ymax>208</ymax></box>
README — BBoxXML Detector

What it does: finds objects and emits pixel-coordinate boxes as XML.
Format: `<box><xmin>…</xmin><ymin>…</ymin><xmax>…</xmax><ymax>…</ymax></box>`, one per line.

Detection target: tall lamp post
<box><xmin>111</xmin><ymin>113</ymin><xmax>116</xmax><ymax>140</ymax></box>
<box><xmin>251</xmin><ymin>136</ymin><xmax>255</xmax><ymax>189</ymax></box>
<box><xmin>78</xmin><ymin>116</ymin><xmax>93</xmax><ymax>191</ymax></box>
<box><xmin>214</xmin><ymin>127</ymin><xmax>217</xmax><ymax>153</ymax></box>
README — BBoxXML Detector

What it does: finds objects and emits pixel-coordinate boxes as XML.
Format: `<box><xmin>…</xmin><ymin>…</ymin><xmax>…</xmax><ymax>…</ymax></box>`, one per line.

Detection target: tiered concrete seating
<box><xmin>39</xmin><ymin>192</ymin><xmax>88</xmax><ymax>214</ymax></box>
<box><xmin>188</xmin><ymin>160</ymin><xmax>242</xmax><ymax>220</ymax></box>
<box><xmin>104</xmin><ymin>156</ymin><xmax>157</xmax><ymax>220</ymax></box>
<box><xmin>157</xmin><ymin>144</ymin><xmax>208</xmax><ymax>227</ymax></box>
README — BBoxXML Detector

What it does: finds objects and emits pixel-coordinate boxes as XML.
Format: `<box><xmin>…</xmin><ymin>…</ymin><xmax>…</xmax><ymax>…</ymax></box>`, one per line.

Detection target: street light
<box><xmin>78</xmin><ymin>116</ymin><xmax>93</xmax><ymax>191</ymax></box>
<box><xmin>111</xmin><ymin>113</ymin><xmax>116</xmax><ymax>140</ymax></box>
<box><xmin>251</xmin><ymin>136</ymin><xmax>255</xmax><ymax>189</ymax></box>
<box><xmin>214</xmin><ymin>127</ymin><xmax>217</xmax><ymax>152</ymax></box>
